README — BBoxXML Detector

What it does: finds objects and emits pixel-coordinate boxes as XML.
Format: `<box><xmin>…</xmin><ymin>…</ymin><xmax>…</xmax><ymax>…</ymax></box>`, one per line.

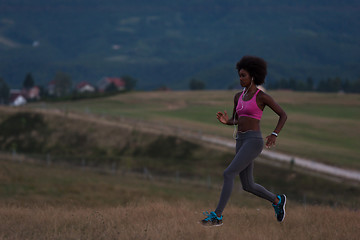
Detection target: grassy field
<box><xmin>1</xmin><ymin>201</ymin><xmax>359</xmax><ymax>240</ymax></box>
<box><xmin>1</xmin><ymin>104</ymin><xmax>359</xmax><ymax>208</ymax></box>
<box><xmin>0</xmin><ymin>158</ymin><xmax>359</xmax><ymax>240</ymax></box>
<box><xmin>27</xmin><ymin>90</ymin><xmax>360</xmax><ymax>170</ymax></box>
<box><xmin>1</xmin><ymin>90</ymin><xmax>360</xmax><ymax>239</ymax></box>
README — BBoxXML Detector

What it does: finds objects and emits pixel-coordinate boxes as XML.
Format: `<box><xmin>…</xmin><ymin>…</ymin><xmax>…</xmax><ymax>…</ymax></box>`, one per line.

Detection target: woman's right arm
<box><xmin>216</xmin><ymin>92</ymin><xmax>240</xmax><ymax>125</ymax></box>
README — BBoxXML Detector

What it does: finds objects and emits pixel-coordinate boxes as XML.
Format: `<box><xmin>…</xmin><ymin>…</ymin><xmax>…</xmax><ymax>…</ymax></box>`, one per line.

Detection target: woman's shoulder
<box><xmin>234</xmin><ymin>91</ymin><xmax>243</xmax><ymax>102</ymax></box>
<box><xmin>235</xmin><ymin>91</ymin><xmax>243</xmax><ymax>97</ymax></box>
<box><xmin>257</xmin><ymin>89</ymin><xmax>264</xmax><ymax>95</ymax></box>
<box><xmin>257</xmin><ymin>89</ymin><xmax>275</xmax><ymax>103</ymax></box>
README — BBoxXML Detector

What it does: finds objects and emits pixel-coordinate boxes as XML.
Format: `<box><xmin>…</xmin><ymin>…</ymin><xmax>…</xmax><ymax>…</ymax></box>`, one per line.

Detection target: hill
<box><xmin>23</xmin><ymin>90</ymin><xmax>360</xmax><ymax>171</ymax></box>
<box><xmin>0</xmin><ymin>0</ymin><xmax>359</xmax><ymax>89</ymax></box>
<box><xmin>1</xmin><ymin>90</ymin><xmax>360</xmax><ymax>208</ymax></box>
<box><xmin>1</xmin><ymin>89</ymin><xmax>360</xmax><ymax>239</ymax></box>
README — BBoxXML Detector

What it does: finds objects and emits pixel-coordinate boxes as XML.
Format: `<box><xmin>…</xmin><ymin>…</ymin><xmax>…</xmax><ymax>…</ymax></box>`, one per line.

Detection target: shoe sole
<box><xmin>201</xmin><ymin>223</ymin><xmax>223</xmax><ymax>227</ymax></box>
<box><xmin>198</xmin><ymin>221</ymin><xmax>223</xmax><ymax>227</ymax></box>
<box><xmin>279</xmin><ymin>194</ymin><xmax>287</xmax><ymax>222</ymax></box>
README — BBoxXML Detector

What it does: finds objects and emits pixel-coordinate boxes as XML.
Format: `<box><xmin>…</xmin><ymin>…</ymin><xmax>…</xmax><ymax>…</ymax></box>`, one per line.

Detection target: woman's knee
<box><xmin>242</xmin><ymin>182</ymin><xmax>255</xmax><ymax>193</ymax></box>
<box><xmin>223</xmin><ymin>169</ymin><xmax>235</xmax><ymax>180</ymax></box>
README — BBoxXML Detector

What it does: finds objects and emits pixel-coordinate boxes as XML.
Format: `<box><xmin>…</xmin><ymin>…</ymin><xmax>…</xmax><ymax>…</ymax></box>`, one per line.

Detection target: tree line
<box><xmin>0</xmin><ymin>72</ymin><xmax>138</xmax><ymax>104</ymax></box>
<box><xmin>1</xmin><ymin>74</ymin><xmax>360</xmax><ymax>104</ymax></box>
<box><xmin>266</xmin><ymin>77</ymin><xmax>360</xmax><ymax>93</ymax></box>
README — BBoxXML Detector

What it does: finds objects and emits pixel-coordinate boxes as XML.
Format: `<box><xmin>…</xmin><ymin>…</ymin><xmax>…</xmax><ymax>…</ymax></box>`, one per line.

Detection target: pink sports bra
<box><xmin>236</xmin><ymin>89</ymin><xmax>263</xmax><ymax>120</ymax></box>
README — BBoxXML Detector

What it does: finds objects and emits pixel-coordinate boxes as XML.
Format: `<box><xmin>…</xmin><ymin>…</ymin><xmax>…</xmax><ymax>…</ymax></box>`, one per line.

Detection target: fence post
<box><xmin>81</xmin><ymin>158</ymin><xmax>86</xmax><ymax>170</ymax></box>
<box><xmin>46</xmin><ymin>154</ymin><xmax>51</xmax><ymax>166</ymax></box>
<box><xmin>207</xmin><ymin>175</ymin><xmax>212</xmax><ymax>189</ymax></box>
<box><xmin>290</xmin><ymin>158</ymin><xmax>295</xmax><ymax>170</ymax></box>
<box><xmin>12</xmin><ymin>149</ymin><xmax>17</xmax><ymax>161</ymax></box>
<box><xmin>176</xmin><ymin>171</ymin><xmax>180</xmax><ymax>183</ymax></box>
<box><xmin>111</xmin><ymin>161</ymin><xmax>117</xmax><ymax>174</ymax></box>
<box><xmin>144</xmin><ymin>167</ymin><xmax>153</xmax><ymax>180</ymax></box>
<box><xmin>64</xmin><ymin>106</ymin><xmax>68</xmax><ymax>117</ymax></box>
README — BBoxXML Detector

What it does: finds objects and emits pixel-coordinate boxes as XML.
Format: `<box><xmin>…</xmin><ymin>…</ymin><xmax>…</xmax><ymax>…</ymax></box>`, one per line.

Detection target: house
<box><xmin>23</xmin><ymin>86</ymin><xmax>40</xmax><ymax>100</ymax></box>
<box><xmin>76</xmin><ymin>81</ymin><xmax>95</xmax><ymax>93</ymax></box>
<box><xmin>9</xmin><ymin>90</ymin><xmax>27</xmax><ymax>106</ymax></box>
<box><xmin>47</xmin><ymin>80</ymin><xmax>56</xmax><ymax>96</ymax></box>
<box><xmin>98</xmin><ymin>77</ymin><xmax>125</xmax><ymax>92</ymax></box>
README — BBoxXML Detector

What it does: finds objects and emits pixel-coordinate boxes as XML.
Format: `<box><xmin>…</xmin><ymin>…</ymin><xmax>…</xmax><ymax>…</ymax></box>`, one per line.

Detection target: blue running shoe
<box><xmin>201</xmin><ymin>211</ymin><xmax>223</xmax><ymax>226</ymax></box>
<box><xmin>272</xmin><ymin>194</ymin><xmax>286</xmax><ymax>222</ymax></box>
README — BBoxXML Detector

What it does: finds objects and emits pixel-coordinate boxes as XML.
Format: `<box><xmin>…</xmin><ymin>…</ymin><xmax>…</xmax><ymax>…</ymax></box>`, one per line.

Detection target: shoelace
<box><xmin>272</xmin><ymin>196</ymin><xmax>283</xmax><ymax>215</ymax></box>
<box><xmin>203</xmin><ymin>211</ymin><xmax>219</xmax><ymax>220</ymax></box>
<box><xmin>273</xmin><ymin>204</ymin><xmax>283</xmax><ymax>215</ymax></box>
<box><xmin>203</xmin><ymin>211</ymin><xmax>212</xmax><ymax>220</ymax></box>
<box><xmin>273</xmin><ymin>205</ymin><xmax>280</xmax><ymax>214</ymax></box>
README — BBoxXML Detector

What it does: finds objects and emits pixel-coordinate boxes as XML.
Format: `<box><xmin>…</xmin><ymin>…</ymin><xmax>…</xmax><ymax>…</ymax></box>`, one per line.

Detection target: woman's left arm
<box><xmin>260</xmin><ymin>93</ymin><xmax>288</xmax><ymax>148</ymax></box>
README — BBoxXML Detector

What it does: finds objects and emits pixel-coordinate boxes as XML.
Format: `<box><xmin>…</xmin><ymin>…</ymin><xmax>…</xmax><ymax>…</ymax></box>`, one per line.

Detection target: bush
<box><xmin>0</xmin><ymin>112</ymin><xmax>48</xmax><ymax>152</ymax></box>
<box><xmin>189</xmin><ymin>78</ymin><xmax>206</xmax><ymax>90</ymax></box>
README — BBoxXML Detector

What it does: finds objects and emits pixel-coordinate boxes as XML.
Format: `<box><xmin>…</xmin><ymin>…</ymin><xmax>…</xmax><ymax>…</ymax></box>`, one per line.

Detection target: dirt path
<box><xmin>63</xmin><ymin>109</ymin><xmax>360</xmax><ymax>183</ymax></box>
<box><xmin>200</xmin><ymin>135</ymin><xmax>360</xmax><ymax>182</ymax></box>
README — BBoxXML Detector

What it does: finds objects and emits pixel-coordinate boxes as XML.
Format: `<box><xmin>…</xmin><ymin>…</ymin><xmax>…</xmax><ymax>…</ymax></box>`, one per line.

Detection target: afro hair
<box><xmin>236</xmin><ymin>56</ymin><xmax>267</xmax><ymax>85</ymax></box>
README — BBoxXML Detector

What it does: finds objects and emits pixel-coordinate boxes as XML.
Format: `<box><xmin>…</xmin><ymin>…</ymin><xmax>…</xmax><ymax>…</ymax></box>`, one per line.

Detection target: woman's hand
<box><xmin>265</xmin><ymin>134</ymin><xmax>277</xmax><ymax>148</ymax></box>
<box><xmin>216</xmin><ymin>110</ymin><xmax>229</xmax><ymax>124</ymax></box>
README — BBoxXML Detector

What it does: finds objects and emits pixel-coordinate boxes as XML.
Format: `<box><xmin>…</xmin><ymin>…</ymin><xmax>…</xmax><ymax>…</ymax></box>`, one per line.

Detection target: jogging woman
<box><xmin>201</xmin><ymin>56</ymin><xmax>287</xmax><ymax>226</ymax></box>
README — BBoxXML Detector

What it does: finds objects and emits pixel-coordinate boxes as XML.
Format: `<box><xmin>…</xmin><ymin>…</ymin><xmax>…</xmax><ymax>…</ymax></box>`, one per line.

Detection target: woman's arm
<box><xmin>260</xmin><ymin>92</ymin><xmax>287</xmax><ymax>148</ymax></box>
<box><xmin>217</xmin><ymin>92</ymin><xmax>241</xmax><ymax>125</ymax></box>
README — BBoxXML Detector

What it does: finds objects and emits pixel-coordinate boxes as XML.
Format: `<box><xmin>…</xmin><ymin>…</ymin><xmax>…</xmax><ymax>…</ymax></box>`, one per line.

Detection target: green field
<box><xmin>27</xmin><ymin>90</ymin><xmax>360</xmax><ymax>170</ymax></box>
<box><xmin>2</xmin><ymin>91</ymin><xmax>360</xmax><ymax>240</ymax></box>
<box><xmin>2</xmin><ymin>153</ymin><xmax>359</xmax><ymax>208</ymax></box>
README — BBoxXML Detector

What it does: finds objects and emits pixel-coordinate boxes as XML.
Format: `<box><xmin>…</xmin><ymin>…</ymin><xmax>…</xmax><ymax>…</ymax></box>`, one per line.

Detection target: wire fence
<box><xmin>3</xmin><ymin>150</ymin><xmax>221</xmax><ymax>191</ymax></box>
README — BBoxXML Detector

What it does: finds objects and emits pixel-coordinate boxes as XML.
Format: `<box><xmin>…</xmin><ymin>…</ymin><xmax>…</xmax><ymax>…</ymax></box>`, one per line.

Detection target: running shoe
<box><xmin>201</xmin><ymin>211</ymin><xmax>223</xmax><ymax>226</ymax></box>
<box><xmin>272</xmin><ymin>194</ymin><xmax>286</xmax><ymax>222</ymax></box>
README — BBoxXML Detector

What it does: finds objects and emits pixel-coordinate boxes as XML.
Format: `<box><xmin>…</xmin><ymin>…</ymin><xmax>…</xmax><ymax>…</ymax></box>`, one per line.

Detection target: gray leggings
<box><xmin>215</xmin><ymin>131</ymin><xmax>276</xmax><ymax>216</ymax></box>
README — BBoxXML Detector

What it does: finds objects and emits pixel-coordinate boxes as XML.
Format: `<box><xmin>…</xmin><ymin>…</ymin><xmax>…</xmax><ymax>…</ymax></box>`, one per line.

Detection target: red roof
<box><xmin>76</xmin><ymin>81</ymin><xmax>94</xmax><ymax>89</ymax></box>
<box><xmin>105</xmin><ymin>77</ymin><xmax>125</xmax><ymax>87</ymax></box>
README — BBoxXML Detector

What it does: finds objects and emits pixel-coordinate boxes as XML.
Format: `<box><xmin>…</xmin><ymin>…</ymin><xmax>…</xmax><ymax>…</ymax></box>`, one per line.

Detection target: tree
<box><xmin>53</xmin><ymin>72</ymin><xmax>72</xmax><ymax>96</ymax></box>
<box><xmin>122</xmin><ymin>75</ymin><xmax>137</xmax><ymax>91</ymax></box>
<box><xmin>288</xmin><ymin>78</ymin><xmax>297</xmax><ymax>90</ymax></box>
<box><xmin>317</xmin><ymin>77</ymin><xmax>342</xmax><ymax>92</ymax></box>
<box><xmin>23</xmin><ymin>73</ymin><xmax>35</xmax><ymax>89</ymax></box>
<box><xmin>37</xmin><ymin>85</ymin><xmax>46</xmax><ymax>98</ymax></box>
<box><xmin>306</xmin><ymin>77</ymin><xmax>314</xmax><ymax>91</ymax></box>
<box><xmin>316</xmin><ymin>79</ymin><xmax>328</xmax><ymax>92</ymax></box>
<box><xmin>0</xmin><ymin>77</ymin><xmax>10</xmax><ymax>104</ymax></box>
<box><xmin>105</xmin><ymin>82</ymin><xmax>118</xmax><ymax>93</ymax></box>
<box><xmin>329</xmin><ymin>77</ymin><xmax>342</xmax><ymax>92</ymax></box>
<box><xmin>189</xmin><ymin>78</ymin><xmax>206</xmax><ymax>90</ymax></box>
<box><xmin>342</xmin><ymin>79</ymin><xmax>351</xmax><ymax>93</ymax></box>
<box><xmin>278</xmin><ymin>78</ymin><xmax>289</xmax><ymax>89</ymax></box>
<box><xmin>349</xmin><ymin>78</ymin><xmax>360</xmax><ymax>93</ymax></box>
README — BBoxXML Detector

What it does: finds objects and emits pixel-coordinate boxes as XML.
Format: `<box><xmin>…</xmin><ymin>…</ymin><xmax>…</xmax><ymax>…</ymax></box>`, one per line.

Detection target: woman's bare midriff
<box><xmin>237</xmin><ymin>117</ymin><xmax>261</xmax><ymax>132</ymax></box>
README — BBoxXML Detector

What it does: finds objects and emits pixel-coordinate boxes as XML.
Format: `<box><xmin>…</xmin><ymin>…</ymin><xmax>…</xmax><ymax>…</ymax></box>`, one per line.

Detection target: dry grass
<box><xmin>0</xmin><ymin>156</ymin><xmax>359</xmax><ymax>239</ymax></box>
<box><xmin>1</xmin><ymin>92</ymin><xmax>359</xmax><ymax>240</ymax></box>
<box><xmin>0</xmin><ymin>200</ymin><xmax>359</xmax><ymax>240</ymax></box>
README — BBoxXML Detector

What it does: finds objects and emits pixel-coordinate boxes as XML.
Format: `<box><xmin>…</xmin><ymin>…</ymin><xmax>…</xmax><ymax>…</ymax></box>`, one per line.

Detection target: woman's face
<box><xmin>238</xmin><ymin>69</ymin><xmax>252</xmax><ymax>87</ymax></box>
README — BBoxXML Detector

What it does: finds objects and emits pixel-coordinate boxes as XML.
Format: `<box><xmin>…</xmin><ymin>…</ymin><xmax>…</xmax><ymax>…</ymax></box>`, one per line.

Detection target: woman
<box><xmin>201</xmin><ymin>56</ymin><xmax>287</xmax><ymax>226</ymax></box>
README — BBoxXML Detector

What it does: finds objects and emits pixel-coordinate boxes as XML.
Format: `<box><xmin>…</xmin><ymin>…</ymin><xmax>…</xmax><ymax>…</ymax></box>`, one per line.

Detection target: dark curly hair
<box><xmin>236</xmin><ymin>56</ymin><xmax>267</xmax><ymax>85</ymax></box>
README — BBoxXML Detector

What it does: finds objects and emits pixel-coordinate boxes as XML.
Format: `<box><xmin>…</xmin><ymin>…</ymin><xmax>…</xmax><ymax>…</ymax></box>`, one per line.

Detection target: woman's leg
<box><xmin>214</xmin><ymin>137</ymin><xmax>263</xmax><ymax>216</ymax></box>
<box><xmin>240</xmin><ymin>162</ymin><xmax>276</xmax><ymax>202</ymax></box>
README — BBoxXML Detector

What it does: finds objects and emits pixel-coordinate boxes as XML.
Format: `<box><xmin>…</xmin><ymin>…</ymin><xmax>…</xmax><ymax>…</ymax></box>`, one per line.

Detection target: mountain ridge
<box><xmin>0</xmin><ymin>0</ymin><xmax>359</xmax><ymax>89</ymax></box>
